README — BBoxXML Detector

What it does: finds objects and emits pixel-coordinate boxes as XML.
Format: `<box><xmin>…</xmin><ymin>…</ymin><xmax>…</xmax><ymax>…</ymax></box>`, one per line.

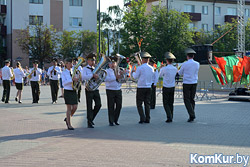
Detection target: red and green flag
<box><xmin>210</xmin><ymin>65</ymin><xmax>226</xmax><ymax>85</ymax></box>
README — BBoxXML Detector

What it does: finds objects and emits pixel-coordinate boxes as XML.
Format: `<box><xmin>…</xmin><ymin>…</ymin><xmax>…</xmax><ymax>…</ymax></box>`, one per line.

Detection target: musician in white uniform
<box><xmin>29</xmin><ymin>60</ymin><xmax>42</xmax><ymax>104</ymax></box>
<box><xmin>13</xmin><ymin>62</ymin><xmax>25</xmax><ymax>103</ymax></box>
<box><xmin>61</xmin><ymin>58</ymin><xmax>78</xmax><ymax>130</ymax></box>
<box><xmin>47</xmin><ymin>58</ymin><xmax>62</xmax><ymax>104</ymax></box>
<box><xmin>1</xmin><ymin>60</ymin><xmax>13</xmax><ymax>103</ymax></box>
<box><xmin>159</xmin><ymin>52</ymin><xmax>177</xmax><ymax>123</ymax></box>
<box><xmin>105</xmin><ymin>56</ymin><xmax>122</xmax><ymax>126</ymax></box>
<box><xmin>178</xmin><ymin>48</ymin><xmax>200</xmax><ymax>122</ymax></box>
<box><xmin>132</xmin><ymin>52</ymin><xmax>154</xmax><ymax>124</ymax></box>
<box><xmin>82</xmin><ymin>53</ymin><xmax>101</xmax><ymax>128</ymax></box>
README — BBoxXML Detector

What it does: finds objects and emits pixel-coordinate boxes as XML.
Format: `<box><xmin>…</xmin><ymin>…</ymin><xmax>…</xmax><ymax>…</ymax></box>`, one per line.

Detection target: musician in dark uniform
<box><xmin>47</xmin><ymin>58</ymin><xmax>62</xmax><ymax>104</ymax></box>
<box><xmin>61</xmin><ymin>58</ymin><xmax>78</xmax><ymax>130</ymax></box>
<box><xmin>29</xmin><ymin>60</ymin><xmax>42</xmax><ymax>104</ymax></box>
<box><xmin>105</xmin><ymin>56</ymin><xmax>123</xmax><ymax>126</ymax></box>
<box><xmin>178</xmin><ymin>48</ymin><xmax>200</xmax><ymax>122</ymax></box>
<box><xmin>1</xmin><ymin>60</ymin><xmax>13</xmax><ymax>103</ymax></box>
<box><xmin>148</xmin><ymin>58</ymin><xmax>158</xmax><ymax>109</ymax></box>
<box><xmin>132</xmin><ymin>52</ymin><xmax>154</xmax><ymax>123</ymax></box>
<box><xmin>82</xmin><ymin>53</ymin><xmax>101</xmax><ymax>128</ymax></box>
<box><xmin>159</xmin><ymin>52</ymin><xmax>177</xmax><ymax>123</ymax></box>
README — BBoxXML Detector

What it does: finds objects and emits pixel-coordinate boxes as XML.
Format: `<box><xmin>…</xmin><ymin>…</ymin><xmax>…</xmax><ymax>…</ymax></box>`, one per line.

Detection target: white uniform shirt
<box><xmin>82</xmin><ymin>65</ymin><xmax>94</xmax><ymax>82</ymax></box>
<box><xmin>47</xmin><ymin>66</ymin><xmax>62</xmax><ymax>80</ymax></box>
<box><xmin>13</xmin><ymin>68</ymin><xmax>25</xmax><ymax>83</ymax></box>
<box><xmin>152</xmin><ymin>69</ymin><xmax>159</xmax><ymax>86</ymax></box>
<box><xmin>178</xmin><ymin>59</ymin><xmax>200</xmax><ymax>84</ymax></box>
<box><xmin>2</xmin><ymin>66</ymin><xmax>13</xmax><ymax>80</ymax></box>
<box><xmin>105</xmin><ymin>68</ymin><xmax>122</xmax><ymax>90</ymax></box>
<box><xmin>132</xmin><ymin>63</ymin><xmax>154</xmax><ymax>88</ymax></box>
<box><xmin>159</xmin><ymin>64</ymin><xmax>177</xmax><ymax>88</ymax></box>
<box><xmin>61</xmin><ymin>69</ymin><xmax>73</xmax><ymax>90</ymax></box>
<box><xmin>29</xmin><ymin>68</ymin><xmax>42</xmax><ymax>81</ymax></box>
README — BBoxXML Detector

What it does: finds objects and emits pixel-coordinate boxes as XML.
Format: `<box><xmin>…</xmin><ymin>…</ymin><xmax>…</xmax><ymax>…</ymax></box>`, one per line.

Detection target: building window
<box><xmin>202</xmin><ymin>24</ymin><xmax>208</xmax><ymax>32</ymax></box>
<box><xmin>0</xmin><ymin>0</ymin><xmax>6</xmax><ymax>5</ymax></box>
<box><xmin>227</xmin><ymin>7</ymin><xmax>236</xmax><ymax>15</ymax></box>
<box><xmin>29</xmin><ymin>0</ymin><xmax>43</xmax><ymax>4</ymax></box>
<box><xmin>69</xmin><ymin>0</ymin><xmax>82</xmax><ymax>6</ymax></box>
<box><xmin>215</xmin><ymin>7</ymin><xmax>221</xmax><ymax>16</ymax></box>
<box><xmin>202</xmin><ymin>6</ymin><xmax>208</xmax><ymax>15</ymax></box>
<box><xmin>184</xmin><ymin>5</ymin><xmax>195</xmax><ymax>13</ymax></box>
<box><xmin>29</xmin><ymin>16</ymin><xmax>43</xmax><ymax>25</ymax></box>
<box><xmin>188</xmin><ymin>23</ymin><xmax>195</xmax><ymax>29</ymax></box>
<box><xmin>69</xmin><ymin>17</ymin><xmax>82</xmax><ymax>27</ymax></box>
<box><xmin>245</xmin><ymin>9</ymin><xmax>249</xmax><ymax>17</ymax></box>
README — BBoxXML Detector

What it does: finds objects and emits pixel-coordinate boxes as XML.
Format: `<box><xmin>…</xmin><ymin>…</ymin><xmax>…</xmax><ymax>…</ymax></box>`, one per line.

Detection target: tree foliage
<box><xmin>17</xmin><ymin>20</ymin><xmax>58</xmax><ymax>66</ymax></box>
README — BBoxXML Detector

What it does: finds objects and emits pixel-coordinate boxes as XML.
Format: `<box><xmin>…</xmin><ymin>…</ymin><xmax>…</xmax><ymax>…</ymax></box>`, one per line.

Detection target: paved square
<box><xmin>0</xmin><ymin>85</ymin><xmax>250</xmax><ymax>166</ymax></box>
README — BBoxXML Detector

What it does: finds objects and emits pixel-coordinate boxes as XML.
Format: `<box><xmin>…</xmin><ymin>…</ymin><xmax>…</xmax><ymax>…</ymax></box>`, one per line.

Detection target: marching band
<box><xmin>1</xmin><ymin>48</ymin><xmax>200</xmax><ymax>130</ymax></box>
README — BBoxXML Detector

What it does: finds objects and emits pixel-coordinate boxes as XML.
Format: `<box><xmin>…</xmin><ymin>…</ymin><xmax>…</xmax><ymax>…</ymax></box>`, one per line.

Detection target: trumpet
<box><xmin>10</xmin><ymin>67</ymin><xmax>15</xmax><ymax>80</ymax></box>
<box><xmin>27</xmin><ymin>68</ymin><xmax>37</xmax><ymax>79</ymax></box>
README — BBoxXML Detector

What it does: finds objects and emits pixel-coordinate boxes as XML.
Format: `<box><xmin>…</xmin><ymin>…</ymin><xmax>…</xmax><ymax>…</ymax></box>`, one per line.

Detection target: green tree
<box><xmin>77</xmin><ymin>30</ymin><xmax>97</xmax><ymax>57</ymax></box>
<box><xmin>120</xmin><ymin>0</ymin><xmax>153</xmax><ymax>58</ymax></box>
<box><xmin>17</xmin><ymin>19</ymin><xmax>58</xmax><ymax>66</ymax></box>
<box><xmin>151</xmin><ymin>6</ymin><xmax>195</xmax><ymax>62</ymax></box>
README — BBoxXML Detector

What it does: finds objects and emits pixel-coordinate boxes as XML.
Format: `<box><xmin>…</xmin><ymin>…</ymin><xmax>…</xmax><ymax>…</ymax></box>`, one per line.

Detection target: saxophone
<box><xmin>85</xmin><ymin>54</ymin><xmax>110</xmax><ymax>91</ymax></box>
<box><xmin>114</xmin><ymin>54</ymin><xmax>127</xmax><ymax>83</ymax></box>
<box><xmin>72</xmin><ymin>57</ymin><xmax>85</xmax><ymax>91</ymax></box>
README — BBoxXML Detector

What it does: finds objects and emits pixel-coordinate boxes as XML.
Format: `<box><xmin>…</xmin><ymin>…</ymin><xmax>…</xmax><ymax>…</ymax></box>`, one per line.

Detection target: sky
<box><xmin>99</xmin><ymin>0</ymin><xmax>124</xmax><ymax>12</ymax></box>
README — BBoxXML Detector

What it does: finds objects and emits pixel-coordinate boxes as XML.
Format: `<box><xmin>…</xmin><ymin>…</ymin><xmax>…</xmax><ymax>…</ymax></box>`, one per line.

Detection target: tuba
<box><xmin>114</xmin><ymin>54</ymin><xmax>127</xmax><ymax>83</ymax></box>
<box><xmin>85</xmin><ymin>54</ymin><xmax>110</xmax><ymax>91</ymax></box>
<box><xmin>72</xmin><ymin>57</ymin><xmax>85</xmax><ymax>91</ymax></box>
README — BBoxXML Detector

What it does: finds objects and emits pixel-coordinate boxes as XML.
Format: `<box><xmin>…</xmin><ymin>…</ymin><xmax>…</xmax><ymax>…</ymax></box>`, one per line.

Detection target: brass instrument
<box><xmin>131</xmin><ymin>52</ymin><xmax>142</xmax><ymax>82</ymax></box>
<box><xmin>27</xmin><ymin>68</ymin><xmax>36</xmax><ymax>79</ymax></box>
<box><xmin>85</xmin><ymin>54</ymin><xmax>110</xmax><ymax>91</ymax></box>
<box><xmin>114</xmin><ymin>54</ymin><xmax>127</xmax><ymax>83</ymax></box>
<box><xmin>72</xmin><ymin>57</ymin><xmax>85</xmax><ymax>91</ymax></box>
<box><xmin>10</xmin><ymin>67</ymin><xmax>15</xmax><ymax>80</ymax></box>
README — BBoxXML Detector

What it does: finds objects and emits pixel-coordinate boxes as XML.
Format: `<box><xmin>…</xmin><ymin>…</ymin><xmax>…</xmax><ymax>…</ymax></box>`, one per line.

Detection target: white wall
<box><xmin>12</xmin><ymin>0</ymin><xmax>29</xmax><ymax>30</ymax></box>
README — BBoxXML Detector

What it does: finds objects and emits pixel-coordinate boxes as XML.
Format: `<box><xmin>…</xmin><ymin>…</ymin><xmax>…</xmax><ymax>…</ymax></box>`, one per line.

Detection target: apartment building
<box><xmin>3</xmin><ymin>0</ymin><xmax>97</xmax><ymax>67</ymax></box>
<box><xmin>146</xmin><ymin>0</ymin><xmax>250</xmax><ymax>31</ymax></box>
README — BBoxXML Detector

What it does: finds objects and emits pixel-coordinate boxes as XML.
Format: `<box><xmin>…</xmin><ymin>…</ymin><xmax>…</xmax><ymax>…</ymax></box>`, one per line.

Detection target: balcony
<box><xmin>0</xmin><ymin>5</ymin><xmax>6</xmax><ymax>15</ymax></box>
<box><xmin>184</xmin><ymin>12</ymin><xmax>201</xmax><ymax>21</ymax></box>
<box><xmin>224</xmin><ymin>15</ymin><xmax>238</xmax><ymax>23</ymax></box>
<box><xmin>0</xmin><ymin>25</ymin><xmax>6</xmax><ymax>36</ymax></box>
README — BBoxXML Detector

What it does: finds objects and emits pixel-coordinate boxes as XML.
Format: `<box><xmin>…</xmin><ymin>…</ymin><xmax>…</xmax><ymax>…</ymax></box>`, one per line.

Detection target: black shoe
<box><xmin>5</xmin><ymin>101</ymin><xmax>9</xmax><ymax>104</ymax></box>
<box><xmin>68</xmin><ymin>127</ymin><xmax>74</xmax><ymax>130</ymax></box>
<box><xmin>165</xmin><ymin>119</ymin><xmax>172</xmax><ymax>123</ymax></box>
<box><xmin>144</xmin><ymin>120</ymin><xmax>150</xmax><ymax>123</ymax></box>
<box><xmin>78</xmin><ymin>99</ymin><xmax>81</xmax><ymax>103</ymax></box>
<box><xmin>114</xmin><ymin>122</ymin><xmax>120</xmax><ymax>125</ymax></box>
<box><xmin>138</xmin><ymin>121</ymin><xmax>144</xmax><ymax>124</ymax></box>
<box><xmin>1</xmin><ymin>99</ymin><xmax>4</xmax><ymax>102</ymax></box>
<box><xmin>187</xmin><ymin>118</ymin><xmax>195</xmax><ymax>122</ymax></box>
<box><xmin>18</xmin><ymin>101</ymin><xmax>22</xmax><ymax>104</ymax></box>
<box><xmin>88</xmin><ymin>124</ymin><xmax>94</xmax><ymax>128</ymax></box>
<box><xmin>15</xmin><ymin>97</ymin><xmax>18</xmax><ymax>102</ymax></box>
<box><xmin>109</xmin><ymin>123</ymin><xmax>114</xmax><ymax>126</ymax></box>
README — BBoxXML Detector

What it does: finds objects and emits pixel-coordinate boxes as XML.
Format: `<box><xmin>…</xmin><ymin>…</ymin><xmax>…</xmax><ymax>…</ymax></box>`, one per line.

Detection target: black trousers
<box><xmin>30</xmin><ymin>81</ymin><xmax>40</xmax><ymax>103</ymax></box>
<box><xmin>136</xmin><ymin>88</ymin><xmax>151</xmax><ymax>122</ymax></box>
<box><xmin>150</xmin><ymin>83</ymin><xmax>156</xmax><ymax>108</ymax></box>
<box><xmin>163</xmin><ymin>87</ymin><xmax>175</xmax><ymax>120</ymax></box>
<box><xmin>49</xmin><ymin>79</ymin><xmax>59</xmax><ymax>102</ymax></box>
<box><xmin>85</xmin><ymin>89</ymin><xmax>102</xmax><ymax>123</ymax></box>
<box><xmin>106</xmin><ymin>89</ymin><xmax>122</xmax><ymax>124</ymax></box>
<box><xmin>183</xmin><ymin>84</ymin><xmax>197</xmax><ymax>119</ymax></box>
<box><xmin>78</xmin><ymin>85</ymin><xmax>81</xmax><ymax>101</ymax></box>
<box><xmin>2</xmin><ymin>80</ymin><xmax>10</xmax><ymax>103</ymax></box>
